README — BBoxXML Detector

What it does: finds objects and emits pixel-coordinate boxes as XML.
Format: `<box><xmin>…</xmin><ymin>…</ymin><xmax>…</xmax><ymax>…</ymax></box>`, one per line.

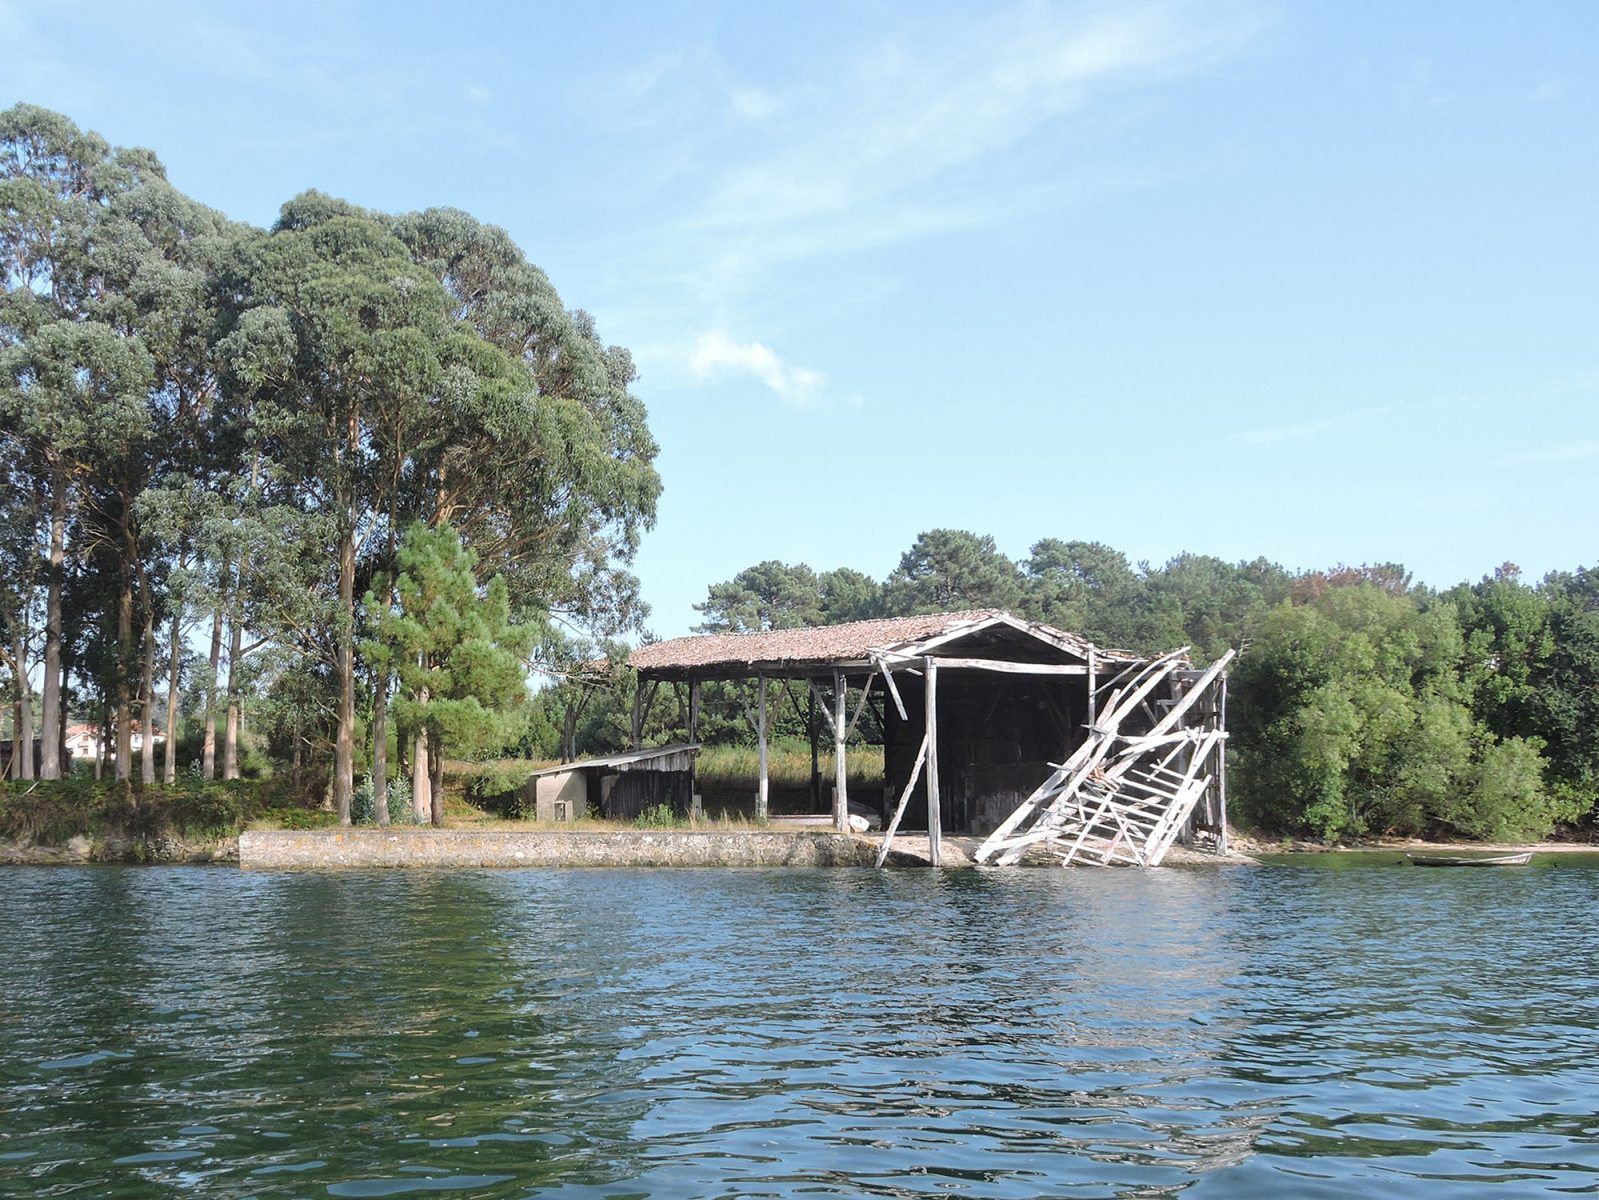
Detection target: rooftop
<box><xmin>629</xmin><ymin>610</ymin><xmax>1144</xmax><ymax>678</ymax></box>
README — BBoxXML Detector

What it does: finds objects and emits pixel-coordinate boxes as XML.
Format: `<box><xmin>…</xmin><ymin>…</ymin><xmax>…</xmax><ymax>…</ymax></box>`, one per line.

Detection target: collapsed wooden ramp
<box><xmin>973</xmin><ymin>648</ymin><xmax>1234</xmax><ymax>868</ymax></box>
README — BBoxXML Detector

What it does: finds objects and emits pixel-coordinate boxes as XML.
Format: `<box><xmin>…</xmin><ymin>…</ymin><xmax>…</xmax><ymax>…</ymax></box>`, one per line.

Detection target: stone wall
<box><xmin>239</xmin><ymin>829</ymin><xmax>901</xmax><ymax>870</ymax></box>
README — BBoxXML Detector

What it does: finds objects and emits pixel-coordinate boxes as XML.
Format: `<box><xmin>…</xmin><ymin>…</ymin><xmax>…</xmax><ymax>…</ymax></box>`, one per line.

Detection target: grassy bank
<box><xmin>0</xmin><ymin>777</ymin><xmax>324</xmax><ymax>850</ymax></box>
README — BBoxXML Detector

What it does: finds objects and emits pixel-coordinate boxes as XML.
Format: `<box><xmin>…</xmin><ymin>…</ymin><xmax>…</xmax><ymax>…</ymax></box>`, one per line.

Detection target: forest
<box><xmin>0</xmin><ymin>104</ymin><xmax>659</xmax><ymax>825</ymax></box>
<box><xmin>4</xmin><ymin>104</ymin><xmax>1595</xmax><ymax>846</ymax></box>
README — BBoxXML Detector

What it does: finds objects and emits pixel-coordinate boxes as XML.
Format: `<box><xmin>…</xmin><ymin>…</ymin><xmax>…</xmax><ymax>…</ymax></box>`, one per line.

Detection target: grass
<box><xmin>695</xmin><ymin>740</ymin><xmax>882</xmax><ymax>793</ymax></box>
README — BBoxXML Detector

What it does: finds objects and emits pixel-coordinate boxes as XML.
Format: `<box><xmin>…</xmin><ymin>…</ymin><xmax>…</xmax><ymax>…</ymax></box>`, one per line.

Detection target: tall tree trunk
<box><xmin>14</xmin><ymin>629</ymin><xmax>32</xmax><ymax>780</ymax></box>
<box><xmin>370</xmin><ymin>674</ymin><xmax>391</xmax><ymax>825</ymax></box>
<box><xmin>290</xmin><ymin>719</ymin><xmax>303</xmax><ymax>792</ymax></box>
<box><xmin>412</xmin><ymin>724</ymin><xmax>430</xmax><ymax>822</ymax></box>
<box><xmin>223</xmin><ymin>604</ymin><xmax>243</xmax><ymax>781</ymax></box>
<box><xmin>429</xmin><ymin>737</ymin><xmax>444</xmax><ymax>827</ymax></box>
<box><xmin>164</xmin><ymin>608</ymin><xmax>181</xmax><ymax>785</ymax></box>
<box><xmin>115</xmin><ymin>571</ymin><xmax>133</xmax><ymax>783</ymax></box>
<box><xmin>139</xmin><ymin>610</ymin><xmax>156</xmax><ymax>788</ymax></box>
<box><xmin>333</xmin><ymin>520</ymin><xmax>356</xmax><ymax>825</ymax></box>
<box><xmin>39</xmin><ymin>487</ymin><xmax>65</xmax><ymax>780</ymax></box>
<box><xmin>58</xmin><ymin>677</ymin><xmax>69</xmax><ymax>773</ymax></box>
<box><xmin>94</xmin><ymin>698</ymin><xmax>106</xmax><ymax>780</ymax></box>
<box><xmin>201</xmin><ymin>573</ymin><xmax>225</xmax><ymax>779</ymax></box>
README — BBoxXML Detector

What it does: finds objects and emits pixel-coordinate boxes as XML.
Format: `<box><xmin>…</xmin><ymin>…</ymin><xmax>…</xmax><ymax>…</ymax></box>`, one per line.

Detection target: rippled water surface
<box><xmin>2</xmin><ymin>861</ymin><xmax>1597</xmax><ymax>1198</ymax></box>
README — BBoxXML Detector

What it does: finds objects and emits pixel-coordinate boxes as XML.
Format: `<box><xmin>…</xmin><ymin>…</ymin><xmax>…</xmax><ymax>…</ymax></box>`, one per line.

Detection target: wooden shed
<box><xmin>521</xmin><ymin>743</ymin><xmax>699</xmax><ymax>822</ymax></box>
<box><xmin>628</xmin><ymin>610</ymin><xmax>1232</xmax><ymax>867</ymax></box>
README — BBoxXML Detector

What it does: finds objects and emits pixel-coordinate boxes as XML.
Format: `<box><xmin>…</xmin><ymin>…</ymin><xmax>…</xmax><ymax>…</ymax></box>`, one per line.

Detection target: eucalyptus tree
<box><xmin>218</xmin><ymin>193</ymin><xmax>465</xmax><ymax>819</ymax></box>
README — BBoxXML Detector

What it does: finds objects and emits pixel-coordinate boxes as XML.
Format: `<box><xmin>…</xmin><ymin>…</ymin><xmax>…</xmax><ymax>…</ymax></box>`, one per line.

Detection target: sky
<box><xmin>5</xmin><ymin>0</ymin><xmax>1596</xmax><ymax>636</ymax></box>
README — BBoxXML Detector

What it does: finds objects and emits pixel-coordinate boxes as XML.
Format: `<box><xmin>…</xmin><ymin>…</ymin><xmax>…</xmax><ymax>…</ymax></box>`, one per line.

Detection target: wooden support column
<box><xmin>832</xmin><ymin>668</ymin><xmax>848</xmax><ymax>832</ymax></box>
<box><xmin>925</xmin><ymin>656</ymin><xmax>941</xmax><ymax>867</ymax></box>
<box><xmin>1217</xmin><ymin>675</ymin><xmax>1230</xmax><ymax>856</ymax></box>
<box><xmin>1086</xmin><ymin>650</ymin><xmax>1097</xmax><ymax>732</ymax></box>
<box><xmin>688</xmin><ymin>679</ymin><xmax>701</xmax><ymax>742</ymax></box>
<box><xmin>808</xmin><ymin>686</ymin><xmax>820</xmax><ymax>809</ymax></box>
<box><xmin>756</xmin><ymin>675</ymin><xmax>769</xmax><ymax>824</ymax></box>
<box><xmin>630</xmin><ymin>679</ymin><xmax>643</xmax><ymax>750</ymax></box>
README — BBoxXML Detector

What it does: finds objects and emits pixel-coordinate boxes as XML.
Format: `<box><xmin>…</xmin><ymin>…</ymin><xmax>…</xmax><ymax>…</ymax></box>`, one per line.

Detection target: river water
<box><xmin>1</xmin><ymin>860</ymin><xmax>1596</xmax><ymax>1198</ymax></box>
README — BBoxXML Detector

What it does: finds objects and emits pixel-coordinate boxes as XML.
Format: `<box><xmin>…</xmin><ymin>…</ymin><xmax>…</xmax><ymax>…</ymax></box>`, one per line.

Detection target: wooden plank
<box><xmin>832</xmin><ymin>668</ymin><xmax>848</xmax><ymax>833</ymax></box>
<box><xmin>925</xmin><ymin>657</ymin><xmax>941</xmax><ymax>867</ymax></box>
<box><xmin>845</xmin><ymin>673</ymin><xmax>877</xmax><ymax>741</ymax></box>
<box><xmin>1087</xmin><ymin>650</ymin><xmax>1097</xmax><ymax>731</ymax></box>
<box><xmin>915</xmin><ymin>657</ymin><xmax>1090</xmax><ymax>675</ymax></box>
<box><xmin>874</xmin><ymin>655</ymin><xmax>909</xmax><ymax>720</ymax></box>
<box><xmin>874</xmin><ymin>732</ymin><xmax>930</xmax><ymax>867</ymax></box>
<box><xmin>1218</xmin><ymin>675</ymin><xmax>1230</xmax><ymax>856</ymax></box>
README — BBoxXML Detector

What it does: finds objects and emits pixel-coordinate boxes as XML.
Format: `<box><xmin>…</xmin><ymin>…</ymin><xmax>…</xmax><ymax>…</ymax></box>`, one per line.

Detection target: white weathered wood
<box><xmin>925</xmin><ymin>656</ymin><xmax>941</xmax><ymax>867</ymax></box>
<box><xmin>1087</xmin><ymin>650</ymin><xmax>1097</xmax><ymax>731</ymax></box>
<box><xmin>756</xmin><ymin>674</ymin><xmax>769</xmax><ymax>824</ymax></box>
<box><xmin>874</xmin><ymin>655</ymin><xmax>909</xmax><ymax>720</ymax></box>
<box><xmin>832</xmin><ymin>668</ymin><xmax>848</xmax><ymax>833</ymax></box>
<box><xmin>915</xmin><ymin>657</ymin><xmax>1090</xmax><ymax>675</ymax></box>
<box><xmin>1218</xmin><ymin>675</ymin><xmax>1230</xmax><ymax>856</ymax></box>
<box><xmin>845</xmin><ymin>673</ymin><xmax>877</xmax><ymax>741</ymax></box>
<box><xmin>874</xmin><ymin>731</ymin><xmax>930</xmax><ymax>867</ymax></box>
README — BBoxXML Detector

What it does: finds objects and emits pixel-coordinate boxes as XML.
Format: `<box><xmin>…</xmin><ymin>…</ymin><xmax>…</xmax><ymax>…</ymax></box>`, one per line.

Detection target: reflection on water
<box><xmin>1</xmin><ymin>862</ymin><xmax>1596</xmax><ymax>1197</ymax></box>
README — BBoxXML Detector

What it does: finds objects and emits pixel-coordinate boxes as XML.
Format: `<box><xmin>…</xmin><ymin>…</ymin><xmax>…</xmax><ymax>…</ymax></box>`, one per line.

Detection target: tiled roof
<box><xmin>630</xmin><ymin>610</ymin><xmax>1139</xmax><ymax>676</ymax></box>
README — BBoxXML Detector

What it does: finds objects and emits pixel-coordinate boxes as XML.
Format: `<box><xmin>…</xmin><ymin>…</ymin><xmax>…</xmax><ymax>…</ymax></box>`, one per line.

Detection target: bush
<box><xmin>353</xmin><ymin>774</ymin><xmax>424</xmax><ymax>825</ymax></box>
<box><xmin>634</xmin><ymin>802</ymin><xmax>685</xmax><ymax>829</ymax></box>
<box><xmin>464</xmin><ymin>764</ymin><xmax>533</xmax><ymax>818</ymax></box>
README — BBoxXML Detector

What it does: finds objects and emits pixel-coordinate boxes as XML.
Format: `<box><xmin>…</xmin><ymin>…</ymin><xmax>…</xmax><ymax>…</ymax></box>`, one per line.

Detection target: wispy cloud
<box><xmin>1501</xmin><ymin>440</ymin><xmax>1599</xmax><ymax>468</ymax></box>
<box><xmin>585</xmin><ymin>1</ymin><xmax>1263</xmax><ymax>405</ymax></box>
<box><xmin>1237</xmin><ymin>404</ymin><xmax>1394</xmax><ymax>445</ymax></box>
<box><xmin>689</xmin><ymin>331</ymin><xmax>830</xmax><ymax>408</ymax></box>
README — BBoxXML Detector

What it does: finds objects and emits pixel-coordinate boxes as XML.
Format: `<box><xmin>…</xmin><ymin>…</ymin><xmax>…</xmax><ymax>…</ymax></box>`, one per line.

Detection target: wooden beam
<box><xmin>688</xmin><ymin>679</ymin><xmax>701</xmax><ymax>743</ymax></box>
<box><xmin>1087</xmin><ymin>650</ymin><xmax>1097</xmax><ymax>731</ymax></box>
<box><xmin>832</xmin><ymin>668</ymin><xmax>848</xmax><ymax>833</ymax></box>
<box><xmin>845</xmin><ymin>674</ymin><xmax>877</xmax><ymax>741</ymax></box>
<box><xmin>756</xmin><ymin>674</ymin><xmax>769</xmax><ymax>825</ymax></box>
<box><xmin>874</xmin><ymin>732</ymin><xmax>930</xmax><ymax>868</ymax></box>
<box><xmin>874</xmin><ymin>655</ymin><xmax>909</xmax><ymax>720</ymax></box>
<box><xmin>1218</xmin><ymin>675</ymin><xmax>1230</xmax><ymax>856</ymax></box>
<box><xmin>925</xmin><ymin>656</ymin><xmax>941</xmax><ymax>867</ymax></box>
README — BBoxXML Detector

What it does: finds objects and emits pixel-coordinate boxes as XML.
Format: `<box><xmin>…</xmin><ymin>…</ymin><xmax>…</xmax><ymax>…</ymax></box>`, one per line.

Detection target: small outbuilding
<box><xmin>520</xmin><ymin>743</ymin><xmax>700</xmax><ymax>823</ymax></box>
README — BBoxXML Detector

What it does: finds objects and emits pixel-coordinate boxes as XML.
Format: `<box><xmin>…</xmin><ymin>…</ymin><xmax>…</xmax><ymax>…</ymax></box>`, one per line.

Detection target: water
<box><xmin>1</xmin><ymin>861</ymin><xmax>1596</xmax><ymax>1198</ymax></box>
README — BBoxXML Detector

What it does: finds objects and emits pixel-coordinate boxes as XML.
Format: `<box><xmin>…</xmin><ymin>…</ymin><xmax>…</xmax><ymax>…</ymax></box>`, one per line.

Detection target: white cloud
<box><xmin>689</xmin><ymin>331</ymin><xmax>830</xmax><ymax>407</ymax></box>
<box><xmin>729</xmin><ymin>87</ymin><xmax>779</xmax><ymax>121</ymax></box>
<box><xmin>1501</xmin><ymin>440</ymin><xmax>1599</xmax><ymax>468</ymax></box>
<box><xmin>582</xmin><ymin>2</ymin><xmax>1263</xmax><ymax>406</ymax></box>
<box><xmin>1238</xmin><ymin>405</ymin><xmax>1394</xmax><ymax>445</ymax></box>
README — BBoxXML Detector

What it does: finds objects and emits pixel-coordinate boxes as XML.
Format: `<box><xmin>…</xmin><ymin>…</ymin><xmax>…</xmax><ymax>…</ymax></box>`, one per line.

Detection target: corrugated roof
<box><xmin>630</xmin><ymin>610</ymin><xmax>1140</xmax><ymax>676</ymax></box>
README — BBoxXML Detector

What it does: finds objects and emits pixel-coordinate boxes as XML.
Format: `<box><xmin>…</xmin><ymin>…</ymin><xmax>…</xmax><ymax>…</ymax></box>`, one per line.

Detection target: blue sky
<box><xmin>6</xmin><ymin>1</ymin><xmax>1595</xmax><ymax>635</ymax></box>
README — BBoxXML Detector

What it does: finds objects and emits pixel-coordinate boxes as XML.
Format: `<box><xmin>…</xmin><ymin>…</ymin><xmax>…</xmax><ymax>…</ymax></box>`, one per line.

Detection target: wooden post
<box><xmin>630</xmin><ymin>679</ymin><xmax>643</xmax><ymax>750</ymax></box>
<box><xmin>688</xmin><ymin>678</ymin><xmax>701</xmax><ymax>806</ymax></box>
<box><xmin>756</xmin><ymin>674</ymin><xmax>769</xmax><ymax>824</ymax></box>
<box><xmin>833</xmin><ymin>668</ymin><xmax>848</xmax><ymax>832</ymax></box>
<box><xmin>925</xmin><ymin>657</ymin><xmax>941</xmax><ymax>867</ymax></box>
<box><xmin>808</xmin><ymin>686</ymin><xmax>820</xmax><ymax>809</ymax></box>
<box><xmin>1217</xmin><ymin>675</ymin><xmax>1230</xmax><ymax>856</ymax></box>
<box><xmin>1086</xmin><ymin>649</ymin><xmax>1097</xmax><ymax>733</ymax></box>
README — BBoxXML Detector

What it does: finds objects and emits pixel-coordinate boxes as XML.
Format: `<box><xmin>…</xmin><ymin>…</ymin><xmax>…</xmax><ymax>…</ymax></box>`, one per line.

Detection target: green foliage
<box><xmin>1232</xmin><ymin>585</ymin><xmax>1559</xmax><ymax>841</ymax></box>
<box><xmin>352</xmin><ymin>774</ymin><xmax>420</xmax><ymax>826</ymax></box>
<box><xmin>463</xmin><ymin>763</ymin><xmax>532</xmax><ymax>819</ymax></box>
<box><xmin>634</xmin><ymin>802</ymin><xmax>685</xmax><ymax>829</ymax></box>
<box><xmin>883</xmin><ymin>529</ymin><xmax>1025</xmax><ymax>615</ymax></box>
<box><xmin>368</xmin><ymin>522</ymin><xmax>534</xmax><ymax>766</ymax></box>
